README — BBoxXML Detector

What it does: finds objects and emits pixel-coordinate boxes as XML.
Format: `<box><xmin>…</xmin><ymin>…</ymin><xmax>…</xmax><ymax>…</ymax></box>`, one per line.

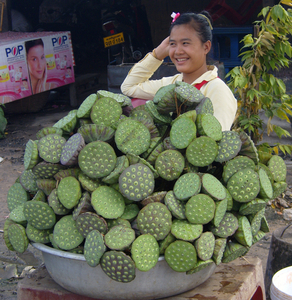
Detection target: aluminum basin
<box><xmin>32</xmin><ymin>242</ymin><xmax>216</xmax><ymax>300</ymax></box>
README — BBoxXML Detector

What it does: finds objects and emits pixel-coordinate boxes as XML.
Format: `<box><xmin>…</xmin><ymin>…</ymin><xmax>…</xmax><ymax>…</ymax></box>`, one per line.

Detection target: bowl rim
<box><xmin>31</xmin><ymin>242</ymin><xmax>165</xmax><ymax>262</ymax></box>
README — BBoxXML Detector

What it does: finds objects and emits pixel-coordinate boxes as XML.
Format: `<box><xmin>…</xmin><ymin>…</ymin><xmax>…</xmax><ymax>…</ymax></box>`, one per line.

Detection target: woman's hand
<box><xmin>153</xmin><ymin>36</ymin><xmax>170</xmax><ymax>60</ymax></box>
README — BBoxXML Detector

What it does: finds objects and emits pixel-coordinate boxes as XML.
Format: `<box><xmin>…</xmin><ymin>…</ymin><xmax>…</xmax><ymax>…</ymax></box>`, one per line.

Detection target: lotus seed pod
<box><xmin>155</xmin><ymin>149</ymin><xmax>185</xmax><ymax>181</ymax></box>
<box><xmin>212</xmin><ymin>198</ymin><xmax>228</xmax><ymax>227</ymax></box>
<box><xmin>164</xmin><ymin>191</ymin><xmax>186</xmax><ymax>220</ymax></box>
<box><xmin>77</xmin><ymin>123</ymin><xmax>115</xmax><ymax>144</ymax></box>
<box><xmin>119</xmin><ymin>163</ymin><xmax>155</xmax><ymax>201</ymax></box>
<box><xmin>140</xmin><ymin>191</ymin><xmax>167</xmax><ymax>206</ymax></box>
<box><xmin>36</xmin><ymin>179</ymin><xmax>57</xmax><ymax>196</ymax></box>
<box><xmin>258</xmin><ymin>168</ymin><xmax>273</xmax><ymax>199</ymax></box>
<box><xmin>186</xmin><ymin>259</ymin><xmax>215</xmax><ymax>274</ymax></box>
<box><xmin>248</xmin><ymin>208</ymin><xmax>265</xmax><ymax>236</ymax></box>
<box><xmin>33</xmin><ymin>161</ymin><xmax>66</xmax><ymax>179</ymax></box>
<box><xmin>38</xmin><ymin>134</ymin><xmax>66</xmax><ymax>163</ymax></box>
<box><xmin>7</xmin><ymin>223</ymin><xmax>29</xmax><ymax>253</ymax></box>
<box><xmin>196</xmin><ymin>113</ymin><xmax>222</xmax><ymax>141</ymax></box>
<box><xmin>54</xmin><ymin>168</ymin><xmax>81</xmax><ymax>181</ymax></box>
<box><xmin>57</xmin><ymin>176</ymin><xmax>82</xmax><ymax>209</ymax></box>
<box><xmin>194</xmin><ymin>231</ymin><xmax>215</xmax><ymax>261</ymax></box>
<box><xmin>3</xmin><ymin>219</ymin><xmax>16</xmax><ymax>251</ymax></box>
<box><xmin>195</xmin><ymin>97</ymin><xmax>214</xmax><ymax>115</ymax></box>
<box><xmin>159</xmin><ymin>233</ymin><xmax>176</xmax><ymax>255</ymax></box>
<box><xmin>100</xmin><ymin>250</ymin><xmax>136</xmax><ymax>282</ymax></box>
<box><xmin>97</xmin><ymin>90</ymin><xmax>131</xmax><ymax>107</ymax></box>
<box><xmin>238</xmin><ymin>198</ymin><xmax>266</xmax><ymax>215</ymax></box>
<box><xmin>9</xmin><ymin>204</ymin><xmax>27</xmax><ymax>225</ymax></box>
<box><xmin>212</xmin><ymin>238</ymin><xmax>227</xmax><ymax>265</ymax></box>
<box><xmin>48</xmin><ymin>189</ymin><xmax>71</xmax><ymax>215</ymax></box>
<box><xmin>171</xmin><ymin>219</ymin><xmax>203</xmax><ymax>242</ymax></box>
<box><xmin>7</xmin><ymin>182</ymin><xmax>29</xmax><ymax>212</ymax></box>
<box><xmin>222</xmin><ymin>241</ymin><xmax>249</xmax><ymax>263</ymax></box>
<box><xmin>131</xmin><ymin>234</ymin><xmax>159</xmax><ymax>271</ymax></box>
<box><xmin>260</xmin><ymin>216</ymin><xmax>270</xmax><ymax>233</ymax></box>
<box><xmin>153</xmin><ymin>84</ymin><xmax>176</xmax><ymax>114</ymax></box>
<box><xmin>234</xmin><ymin>215</ymin><xmax>253</xmax><ymax>247</ymax></box>
<box><xmin>78</xmin><ymin>141</ymin><xmax>117</xmax><ymax>179</ymax></box>
<box><xmin>145</xmin><ymin>100</ymin><xmax>173</xmax><ymax>124</ymax></box>
<box><xmin>272</xmin><ymin>181</ymin><xmax>287</xmax><ymax>198</ymax></box>
<box><xmin>36</xmin><ymin>126</ymin><xmax>63</xmax><ymax>140</ymax></box>
<box><xmin>104</xmin><ymin>225</ymin><xmax>135</xmax><ymax>251</ymax></box>
<box><xmin>26</xmin><ymin>223</ymin><xmax>52</xmax><ymax>244</ymax></box>
<box><xmin>137</xmin><ymin>202</ymin><xmax>172</xmax><ymax>241</ymax></box>
<box><xmin>60</xmin><ymin>133</ymin><xmax>85</xmax><ymax>166</ymax></box>
<box><xmin>102</xmin><ymin>155</ymin><xmax>129</xmax><ymax>185</ymax></box>
<box><xmin>267</xmin><ymin>155</ymin><xmax>287</xmax><ymax>182</ymax></box>
<box><xmin>120</xmin><ymin>204</ymin><xmax>140</xmax><ymax>221</ymax></box>
<box><xmin>209</xmin><ymin>212</ymin><xmax>239</xmax><ymax>238</ymax></box>
<box><xmin>78</xmin><ymin>172</ymin><xmax>102</xmax><ymax>192</ymax></box>
<box><xmin>77</xmin><ymin>93</ymin><xmax>98</xmax><ymax>119</ymax></box>
<box><xmin>76</xmin><ymin>212</ymin><xmax>108</xmax><ymax>237</ymax></box>
<box><xmin>23</xmin><ymin>139</ymin><xmax>39</xmax><ymax>170</ymax></box>
<box><xmin>201</xmin><ymin>173</ymin><xmax>226</xmax><ymax>201</ymax></box>
<box><xmin>227</xmin><ymin>167</ymin><xmax>260</xmax><ymax>203</ymax></box>
<box><xmin>91</xmin><ymin>186</ymin><xmax>125</xmax><ymax>219</ymax></box>
<box><xmin>238</xmin><ymin>131</ymin><xmax>259</xmax><ymax>164</ymax></box>
<box><xmin>252</xmin><ymin>230</ymin><xmax>266</xmax><ymax>244</ymax></box>
<box><xmin>53</xmin><ymin>110</ymin><xmax>78</xmax><ymax>133</ymax></box>
<box><xmin>72</xmin><ymin>192</ymin><xmax>94</xmax><ymax>221</ymax></box>
<box><xmin>165</xmin><ymin>240</ymin><xmax>197</xmax><ymax>272</ymax></box>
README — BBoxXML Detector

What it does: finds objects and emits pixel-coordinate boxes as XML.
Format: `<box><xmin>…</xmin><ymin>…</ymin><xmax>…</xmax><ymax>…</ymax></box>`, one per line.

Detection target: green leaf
<box><xmin>272</xmin><ymin>124</ymin><xmax>291</xmax><ymax>138</ymax></box>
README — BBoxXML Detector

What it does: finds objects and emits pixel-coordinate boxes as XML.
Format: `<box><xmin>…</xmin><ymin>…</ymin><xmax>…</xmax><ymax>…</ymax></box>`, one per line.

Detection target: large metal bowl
<box><xmin>32</xmin><ymin>242</ymin><xmax>216</xmax><ymax>300</ymax></box>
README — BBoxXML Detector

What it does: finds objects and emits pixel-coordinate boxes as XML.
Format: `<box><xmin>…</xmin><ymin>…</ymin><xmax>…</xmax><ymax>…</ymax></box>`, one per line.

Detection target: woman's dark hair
<box><xmin>170</xmin><ymin>11</ymin><xmax>213</xmax><ymax>44</ymax></box>
<box><xmin>25</xmin><ymin>38</ymin><xmax>44</xmax><ymax>54</ymax></box>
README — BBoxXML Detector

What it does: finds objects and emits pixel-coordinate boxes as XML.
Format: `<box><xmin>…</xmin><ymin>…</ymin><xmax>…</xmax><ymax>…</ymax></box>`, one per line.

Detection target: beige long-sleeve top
<box><xmin>121</xmin><ymin>53</ymin><xmax>237</xmax><ymax>131</ymax></box>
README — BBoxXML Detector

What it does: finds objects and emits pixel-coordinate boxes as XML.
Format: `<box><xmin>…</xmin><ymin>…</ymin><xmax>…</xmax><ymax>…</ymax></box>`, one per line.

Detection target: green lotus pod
<box><xmin>23</xmin><ymin>139</ymin><xmax>39</xmax><ymax>170</ymax></box>
<box><xmin>53</xmin><ymin>215</ymin><xmax>84</xmax><ymax>250</ymax></box>
<box><xmin>7</xmin><ymin>223</ymin><xmax>29</xmax><ymax>253</ymax></box>
<box><xmin>175</xmin><ymin>81</ymin><xmax>205</xmax><ymax>110</ymax></box>
<box><xmin>153</xmin><ymin>84</ymin><xmax>177</xmax><ymax>114</ymax></box>
<box><xmin>76</xmin><ymin>212</ymin><xmax>108</xmax><ymax>238</ymax></box>
<box><xmin>131</xmin><ymin>234</ymin><xmax>159</xmax><ymax>272</ymax></box>
<box><xmin>38</xmin><ymin>134</ymin><xmax>66</xmax><ymax>163</ymax></box>
<box><xmin>19</xmin><ymin>169</ymin><xmax>38</xmax><ymax>193</ymax></box>
<box><xmin>130</xmin><ymin>106</ymin><xmax>154</xmax><ymax>123</ymax></box>
<box><xmin>49</xmin><ymin>233</ymin><xmax>60</xmax><ymax>249</ymax></box>
<box><xmin>31</xmin><ymin>189</ymin><xmax>46</xmax><ymax>202</ymax></box>
<box><xmin>24</xmin><ymin>200</ymin><xmax>56</xmax><ymax>230</ymax></box>
<box><xmin>137</xmin><ymin>202</ymin><xmax>172</xmax><ymax>241</ymax></box>
<box><xmin>100</xmin><ymin>250</ymin><xmax>136</xmax><ymax>283</ymax></box>
<box><xmin>7</xmin><ymin>182</ymin><xmax>29</xmax><ymax>212</ymax></box>
<box><xmin>195</xmin><ymin>97</ymin><xmax>214</xmax><ymax>115</ymax></box>
<box><xmin>170</xmin><ymin>116</ymin><xmax>196</xmax><ymax>149</ymax></box>
<box><xmin>225</xmin><ymin>187</ymin><xmax>233</xmax><ymax>211</ymax></box>
<box><xmin>145</xmin><ymin>141</ymin><xmax>165</xmax><ymax>166</ymax></box>
<box><xmin>60</xmin><ymin>133</ymin><xmax>85</xmax><ymax>166</ymax></box>
<box><xmin>91</xmin><ymin>186</ymin><xmax>125</xmax><ymax>219</ymax></box>
<box><xmin>163</xmin><ymin>136</ymin><xmax>177</xmax><ymax>151</ymax></box>
<box><xmin>267</xmin><ymin>155</ymin><xmax>287</xmax><ymax>182</ymax></box>
<box><xmin>69</xmin><ymin>246</ymin><xmax>84</xmax><ymax>254</ymax></box>
<box><xmin>201</xmin><ymin>173</ymin><xmax>226</xmax><ymax>201</ymax></box>
<box><xmin>164</xmin><ymin>190</ymin><xmax>186</xmax><ymax>220</ymax></box>
<box><xmin>173</xmin><ymin>172</ymin><xmax>201</xmax><ymax>201</ymax></box>
<box><xmin>212</xmin><ymin>238</ymin><xmax>227</xmax><ymax>265</ymax></box>
<box><xmin>9</xmin><ymin>203</ymin><xmax>26</xmax><ymax>225</ymax></box>
<box><xmin>77</xmin><ymin>93</ymin><xmax>98</xmax><ymax>119</ymax></box>
<box><xmin>3</xmin><ymin>219</ymin><xmax>16</xmax><ymax>251</ymax></box>
<box><xmin>272</xmin><ymin>181</ymin><xmax>287</xmax><ymax>198</ymax></box>
<box><xmin>209</xmin><ymin>212</ymin><xmax>238</xmax><ymax>238</ymax></box>
<box><xmin>141</xmin><ymin>137</ymin><xmax>163</xmax><ymax>159</ymax></box>
<box><xmin>120</xmin><ymin>204</ymin><xmax>139</xmax><ymax>221</ymax></box>
<box><xmin>107</xmin><ymin>218</ymin><xmax>131</xmax><ymax>230</ymax></box>
<box><xmin>184</xmin><ymin>159</ymin><xmax>199</xmax><ymax>173</ymax></box>
<box><xmin>141</xmin><ymin>191</ymin><xmax>167</xmax><ymax>206</ymax></box>
<box><xmin>72</xmin><ymin>192</ymin><xmax>93</xmax><ymax>221</ymax></box>
<box><xmin>90</xmin><ymin>97</ymin><xmax>122</xmax><ymax>129</ymax></box>
<box><xmin>260</xmin><ymin>216</ymin><xmax>270</xmax><ymax>233</ymax></box>
<box><xmin>222</xmin><ymin>241</ymin><xmax>249</xmax><ymax>263</ymax></box>
<box><xmin>196</xmin><ymin>113</ymin><xmax>222</xmax><ymax>141</ymax></box>
<box><xmin>36</xmin><ymin>179</ymin><xmax>57</xmax><ymax>196</ymax></box>
<box><xmin>54</xmin><ymin>168</ymin><xmax>81</xmax><ymax>181</ymax></box>
<box><xmin>165</xmin><ymin>240</ymin><xmax>197</xmax><ymax>272</ymax></box>
<box><xmin>48</xmin><ymin>189</ymin><xmax>71</xmax><ymax>215</ymax></box>
<box><xmin>78</xmin><ymin>141</ymin><xmax>117</xmax><ymax>179</ymax></box>
<box><xmin>77</xmin><ymin>123</ymin><xmax>115</xmax><ymax>144</ymax></box>
<box><xmin>185</xmin><ymin>194</ymin><xmax>215</xmax><ymax>225</ymax></box>
<box><xmin>194</xmin><ymin>231</ymin><xmax>215</xmax><ymax>261</ymax></box>
<box><xmin>172</xmin><ymin>110</ymin><xmax>197</xmax><ymax>125</ymax></box>
<box><xmin>145</xmin><ymin>100</ymin><xmax>172</xmax><ymax>124</ymax></box>
<box><xmin>53</xmin><ymin>110</ymin><xmax>77</xmax><ymax>133</ymax></box>
<box><xmin>258</xmin><ymin>162</ymin><xmax>274</xmax><ymax>184</ymax></box>
<box><xmin>186</xmin><ymin>136</ymin><xmax>218</xmax><ymax>167</ymax></box>
<box><xmin>258</xmin><ymin>150</ymin><xmax>273</xmax><ymax>165</ymax></box>
<box><xmin>238</xmin><ymin>131</ymin><xmax>259</xmax><ymax>164</ymax></box>
<box><xmin>186</xmin><ymin>259</ymin><xmax>215</xmax><ymax>274</ymax></box>
<box><xmin>102</xmin><ymin>155</ymin><xmax>129</xmax><ymax>185</ymax></box>
<box><xmin>33</xmin><ymin>161</ymin><xmax>66</xmax><ymax>179</ymax></box>
<box><xmin>115</xmin><ymin>118</ymin><xmax>151</xmax><ymax>156</ymax></box>
<box><xmin>26</xmin><ymin>223</ymin><xmax>52</xmax><ymax>244</ymax></box>
<box><xmin>36</xmin><ymin>126</ymin><xmax>63</xmax><ymax>140</ymax></box>
<box><xmin>212</xmin><ymin>198</ymin><xmax>228</xmax><ymax>227</ymax></box>
<box><xmin>159</xmin><ymin>233</ymin><xmax>176</xmax><ymax>255</ymax></box>
<box><xmin>97</xmin><ymin>90</ymin><xmax>131</xmax><ymax>107</ymax></box>
<box><xmin>248</xmin><ymin>208</ymin><xmax>265</xmax><ymax>236</ymax></box>
<box><xmin>104</xmin><ymin>225</ymin><xmax>135</xmax><ymax>251</ymax></box>
<box><xmin>171</xmin><ymin>219</ymin><xmax>203</xmax><ymax>242</ymax></box>
<box><xmin>238</xmin><ymin>198</ymin><xmax>266</xmax><ymax>215</ymax></box>
<box><xmin>234</xmin><ymin>215</ymin><xmax>253</xmax><ymax>247</ymax></box>
<box><xmin>227</xmin><ymin>168</ymin><xmax>260</xmax><ymax>203</ymax></box>
<box><xmin>84</xmin><ymin>229</ymin><xmax>106</xmax><ymax>267</ymax></box>
<box><xmin>258</xmin><ymin>168</ymin><xmax>273</xmax><ymax>199</ymax></box>
<box><xmin>57</xmin><ymin>176</ymin><xmax>81</xmax><ymax>209</ymax></box>
<box><xmin>155</xmin><ymin>149</ymin><xmax>185</xmax><ymax>181</ymax></box>
<box><xmin>252</xmin><ymin>230</ymin><xmax>266</xmax><ymax>244</ymax></box>
<box><xmin>119</xmin><ymin>163</ymin><xmax>155</xmax><ymax>201</ymax></box>
<box><xmin>78</xmin><ymin>172</ymin><xmax>102</xmax><ymax>192</ymax></box>
<box><xmin>215</xmin><ymin>131</ymin><xmax>242</xmax><ymax>163</ymax></box>
<box><xmin>222</xmin><ymin>155</ymin><xmax>256</xmax><ymax>184</ymax></box>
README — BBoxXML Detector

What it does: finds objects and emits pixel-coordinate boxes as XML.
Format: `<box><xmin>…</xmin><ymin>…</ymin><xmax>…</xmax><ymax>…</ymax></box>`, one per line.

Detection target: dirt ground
<box><xmin>0</xmin><ymin>98</ymin><xmax>292</xmax><ymax>300</ymax></box>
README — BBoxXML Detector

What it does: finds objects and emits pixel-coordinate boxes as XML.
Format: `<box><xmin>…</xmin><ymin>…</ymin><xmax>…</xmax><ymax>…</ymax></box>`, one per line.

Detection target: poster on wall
<box><xmin>0</xmin><ymin>31</ymin><xmax>75</xmax><ymax>104</ymax></box>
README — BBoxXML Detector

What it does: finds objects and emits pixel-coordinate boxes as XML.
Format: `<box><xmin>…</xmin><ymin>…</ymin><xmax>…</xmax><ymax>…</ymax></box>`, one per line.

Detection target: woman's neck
<box><xmin>30</xmin><ymin>77</ymin><xmax>38</xmax><ymax>94</ymax></box>
<box><xmin>182</xmin><ymin>65</ymin><xmax>208</xmax><ymax>84</ymax></box>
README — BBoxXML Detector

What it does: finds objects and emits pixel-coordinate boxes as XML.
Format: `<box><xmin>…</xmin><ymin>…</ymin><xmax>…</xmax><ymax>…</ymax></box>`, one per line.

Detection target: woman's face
<box><xmin>27</xmin><ymin>45</ymin><xmax>46</xmax><ymax>80</ymax></box>
<box><xmin>169</xmin><ymin>24</ymin><xmax>211</xmax><ymax>81</ymax></box>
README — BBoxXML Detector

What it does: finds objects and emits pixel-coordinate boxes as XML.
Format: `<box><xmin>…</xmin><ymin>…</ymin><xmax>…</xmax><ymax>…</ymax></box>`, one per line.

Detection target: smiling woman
<box><xmin>121</xmin><ymin>11</ymin><xmax>237</xmax><ymax>131</ymax></box>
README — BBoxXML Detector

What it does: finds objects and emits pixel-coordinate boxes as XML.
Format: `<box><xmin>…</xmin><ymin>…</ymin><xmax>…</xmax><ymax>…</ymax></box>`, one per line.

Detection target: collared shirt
<box><xmin>121</xmin><ymin>53</ymin><xmax>237</xmax><ymax>131</ymax></box>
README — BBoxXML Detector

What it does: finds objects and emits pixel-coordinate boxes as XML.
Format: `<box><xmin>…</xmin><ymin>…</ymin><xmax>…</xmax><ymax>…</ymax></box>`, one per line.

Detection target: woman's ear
<box><xmin>204</xmin><ymin>40</ymin><xmax>212</xmax><ymax>54</ymax></box>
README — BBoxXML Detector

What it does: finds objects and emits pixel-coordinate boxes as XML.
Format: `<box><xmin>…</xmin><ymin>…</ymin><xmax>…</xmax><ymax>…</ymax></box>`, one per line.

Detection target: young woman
<box><xmin>121</xmin><ymin>11</ymin><xmax>237</xmax><ymax>131</ymax></box>
<box><xmin>25</xmin><ymin>38</ymin><xmax>47</xmax><ymax>94</ymax></box>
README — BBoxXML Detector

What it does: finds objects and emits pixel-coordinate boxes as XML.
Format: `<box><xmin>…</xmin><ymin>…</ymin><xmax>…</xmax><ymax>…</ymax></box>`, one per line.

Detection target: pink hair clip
<box><xmin>171</xmin><ymin>12</ymin><xmax>180</xmax><ymax>23</ymax></box>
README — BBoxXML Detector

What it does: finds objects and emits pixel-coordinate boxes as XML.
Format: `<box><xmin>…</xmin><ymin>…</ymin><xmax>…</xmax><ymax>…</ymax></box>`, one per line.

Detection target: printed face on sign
<box><xmin>27</xmin><ymin>45</ymin><xmax>46</xmax><ymax>80</ymax></box>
